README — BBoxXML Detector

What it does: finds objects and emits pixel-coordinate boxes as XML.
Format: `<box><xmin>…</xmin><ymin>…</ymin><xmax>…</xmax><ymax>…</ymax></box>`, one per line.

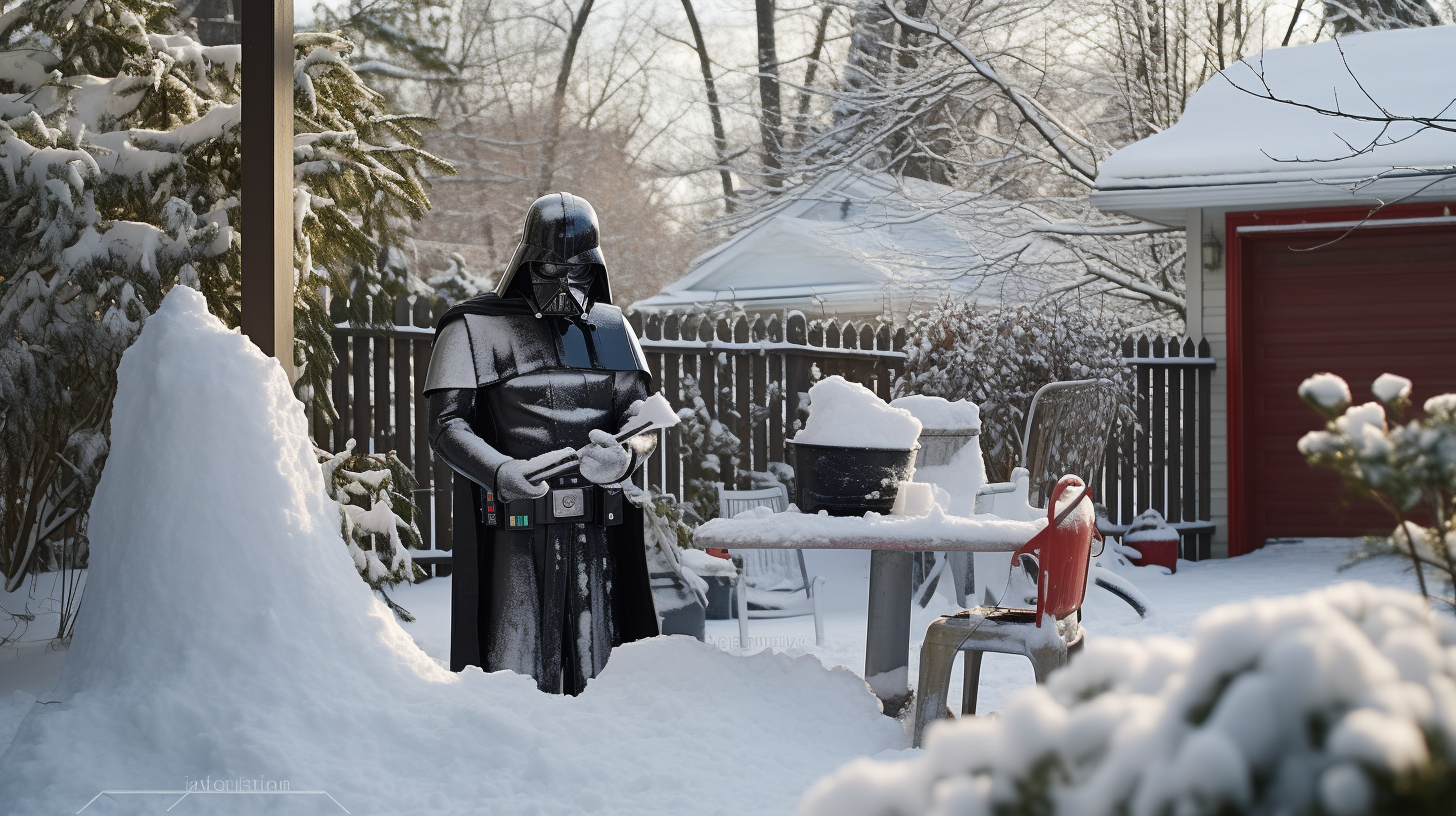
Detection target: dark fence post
<box><xmin>431</xmin><ymin>299</ymin><xmax>453</xmax><ymax>557</ymax></box>
<box><xmin>412</xmin><ymin>297</ymin><xmax>436</xmax><ymax>557</ymax></box>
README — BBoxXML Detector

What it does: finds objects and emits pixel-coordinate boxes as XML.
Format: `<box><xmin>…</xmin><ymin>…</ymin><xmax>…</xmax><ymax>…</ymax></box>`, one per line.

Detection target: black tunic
<box><xmin>426</xmin><ymin>296</ymin><xmax>659</xmax><ymax>694</ymax></box>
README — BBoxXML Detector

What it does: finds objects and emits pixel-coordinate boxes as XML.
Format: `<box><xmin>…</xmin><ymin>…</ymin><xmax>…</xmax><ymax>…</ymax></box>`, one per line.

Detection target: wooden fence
<box><xmin>313</xmin><ymin>295</ymin><xmax>454</xmax><ymax>560</ymax></box>
<box><xmin>1095</xmin><ymin>337</ymin><xmax>1216</xmax><ymax>561</ymax></box>
<box><xmin>321</xmin><ymin>300</ymin><xmax>1216</xmax><ymax>562</ymax></box>
<box><xmin>627</xmin><ymin>312</ymin><xmax>908</xmax><ymax>505</ymax></box>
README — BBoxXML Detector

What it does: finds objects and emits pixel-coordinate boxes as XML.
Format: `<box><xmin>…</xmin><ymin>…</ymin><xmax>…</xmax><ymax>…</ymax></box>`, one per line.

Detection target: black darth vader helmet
<box><xmin>495</xmin><ymin>193</ymin><xmax>612</xmax><ymax>318</ymax></box>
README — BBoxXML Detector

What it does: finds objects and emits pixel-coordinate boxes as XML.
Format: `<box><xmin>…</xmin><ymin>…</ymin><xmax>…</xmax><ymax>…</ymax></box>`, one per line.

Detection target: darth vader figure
<box><xmin>425</xmin><ymin>193</ymin><xmax>659</xmax><ymax>695</ymax></box>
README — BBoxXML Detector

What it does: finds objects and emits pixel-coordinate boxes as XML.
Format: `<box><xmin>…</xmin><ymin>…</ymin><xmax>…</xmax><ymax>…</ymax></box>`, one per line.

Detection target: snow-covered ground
<box><xmin>0</xmin><ymin>288</ymin><xmax>1432</xmax><ymax>814</ymax></box>
<box><xmin>2</xmin><ymin>539</ymin><xmax>1423</xmax><ymax>815</ymax></box>
<box><xmin>386</xmin><ymin>536</ymin><xmax>1424</xmax><ymax>721</ymax></box>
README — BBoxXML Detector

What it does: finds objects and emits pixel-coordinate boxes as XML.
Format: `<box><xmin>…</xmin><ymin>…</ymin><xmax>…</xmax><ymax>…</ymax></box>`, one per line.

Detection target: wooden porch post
<box><xmin>240</xmin><ymin>0</ymin><xmax>295</xmax><ymax>380</ymax></box>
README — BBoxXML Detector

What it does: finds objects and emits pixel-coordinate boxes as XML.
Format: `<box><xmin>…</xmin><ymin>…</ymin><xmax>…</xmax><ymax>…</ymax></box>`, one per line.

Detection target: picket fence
<box><xmin>1096</xmin><ymin>337</ymin><xmax>1216</xmax><ymax>561</ymax></box>
<box><xmin>321</xmin><ymin>298</ymin><xmax>1217</xmax><ymax>562</ymax></box>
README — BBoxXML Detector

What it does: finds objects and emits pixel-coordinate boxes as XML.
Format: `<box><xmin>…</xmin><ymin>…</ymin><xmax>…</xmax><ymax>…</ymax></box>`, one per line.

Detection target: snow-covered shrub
<box><xmin>419</xmin><ymin>251</ymin><xmax>493</xmax><ymax>304</ymax></box>
<box><xmin>674</xmin><ymin>372</ymin><xmax>744</xmax><ymax>525</ymax></box>
<box><xmin>894</xmin><ymin>300</ymin><xmax>1133</xmax><ymax>482</ymax></box>
<box><xmin>801</xmin><ymin>582</ymin><xmax>1456</xmax><ymax>816</ymax></box>
<box><xmin>317</xmin><ymin>440</ymin><xmax>425</xmax><ymax>620</ymax></box>
<box><xmin>1300</xmin><ymin>373</ymin><xmax>1456</xmax><ymax>609</ymax></box>
<box><xmin>0</xmin><ymin>0</ymin><xmax>242</xmax><ymax>593</ymax></box>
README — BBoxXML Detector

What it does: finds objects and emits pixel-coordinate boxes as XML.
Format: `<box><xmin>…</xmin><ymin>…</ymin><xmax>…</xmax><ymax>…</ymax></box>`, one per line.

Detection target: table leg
<box><xmin>865</xmin><ymin>549</ymin><xmax>913</xmax><ymax>716</ymax></box>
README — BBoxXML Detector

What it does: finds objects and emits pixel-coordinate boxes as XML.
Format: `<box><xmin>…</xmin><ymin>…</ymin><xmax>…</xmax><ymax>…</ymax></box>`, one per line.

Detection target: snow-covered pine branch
<box><xmin>316</xmin><ymin>439</ymin><xmax>427</xmax><ymax>621</ymax></box>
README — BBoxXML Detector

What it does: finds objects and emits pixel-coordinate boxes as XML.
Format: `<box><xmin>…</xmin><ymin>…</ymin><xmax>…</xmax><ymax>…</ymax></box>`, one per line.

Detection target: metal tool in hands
<box><xmin>523</xmin><ymin>394</ymin><xmax>680</xmax><ymax>483</ymax></box>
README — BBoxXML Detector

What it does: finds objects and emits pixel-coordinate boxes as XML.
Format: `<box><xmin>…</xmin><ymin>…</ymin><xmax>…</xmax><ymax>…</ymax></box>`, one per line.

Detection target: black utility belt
<box><xmin>481</xmin><ymin>477</ymin><xmax>625</xmax><ymax>531</ymax></box>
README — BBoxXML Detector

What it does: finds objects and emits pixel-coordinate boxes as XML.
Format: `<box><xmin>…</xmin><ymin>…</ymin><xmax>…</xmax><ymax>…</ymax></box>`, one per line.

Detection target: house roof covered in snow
<box><xmin>1092</xmin><ymin>26</ymin><xmax>1456</xmax><ymax>225</ymax></box>
<box><xmin>631</xmin><ymin>172</ymin><xmax>1078</xmax><ymax>319</ymax></box>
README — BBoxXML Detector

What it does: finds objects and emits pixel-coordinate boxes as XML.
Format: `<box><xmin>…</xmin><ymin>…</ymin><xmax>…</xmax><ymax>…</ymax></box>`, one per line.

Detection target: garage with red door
<box><xmin>1229</xmin><ymin>205</ymin><xmax>1456</xmax><ymax>552</ymax></box>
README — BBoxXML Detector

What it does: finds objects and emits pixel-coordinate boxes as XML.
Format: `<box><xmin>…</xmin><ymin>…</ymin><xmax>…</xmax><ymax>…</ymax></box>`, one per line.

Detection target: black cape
<box><xmin>439</xmin><ymin>294</ymin><xmax>660</xmax><ymax>677</ymax></box>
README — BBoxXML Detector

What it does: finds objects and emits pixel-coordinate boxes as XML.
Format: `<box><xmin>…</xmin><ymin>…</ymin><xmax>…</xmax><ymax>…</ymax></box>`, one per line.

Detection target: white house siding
<box><xmin>1202</xmin><ymin>208</ymin><xmax>1230</xmax><ymax>558</ymax></box>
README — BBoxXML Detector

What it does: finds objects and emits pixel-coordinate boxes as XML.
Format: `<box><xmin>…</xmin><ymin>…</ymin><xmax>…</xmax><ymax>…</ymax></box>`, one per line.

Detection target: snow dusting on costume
<box><xmin>425</xmin><ymin>193</ymin><xmax>659</xmax><ymax>695</ymax></box>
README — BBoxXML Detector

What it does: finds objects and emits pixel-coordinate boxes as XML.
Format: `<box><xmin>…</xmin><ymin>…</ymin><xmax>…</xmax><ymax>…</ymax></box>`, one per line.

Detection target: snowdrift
<box><xmin>800</xmin><ymin>582</ymin><xmax>1456</xmax><ymax>816</ymax></box>
<box><xmin>0</xmin><ymin>288</ymin><xmax>902</xmax><ymax>815</ymax></box>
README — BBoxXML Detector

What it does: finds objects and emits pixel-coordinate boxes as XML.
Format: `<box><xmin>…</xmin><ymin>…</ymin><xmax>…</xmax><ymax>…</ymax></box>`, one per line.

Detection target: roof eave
<box><xmin>1091</xmin><ymin>171</ymin><xmax>1456</xmax><ymax>224</ymax></box>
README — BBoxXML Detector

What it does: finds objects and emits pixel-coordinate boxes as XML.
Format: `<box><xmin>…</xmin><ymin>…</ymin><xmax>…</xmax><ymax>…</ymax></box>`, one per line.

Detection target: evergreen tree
<box><xmin>291</xmin><ymin>29</ymin><xmax>453</xmax><ymax>419</ymax></box>
<box><xmin>0</xmin><ymin>0</ymin><xmax>241</xmax><ymax>592</ymax></box>
<box><xmin>0</xmin><ymin>1</ymin><xmax>452</xmax><ymax>592</ymax></box>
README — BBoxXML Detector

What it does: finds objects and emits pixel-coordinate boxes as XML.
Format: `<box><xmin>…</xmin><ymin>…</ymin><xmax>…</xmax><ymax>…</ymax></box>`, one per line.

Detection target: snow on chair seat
<box><xmin>912</xmin><ymin>475</ymin><xmax>1098</xmax><ymax>747</ymax></box>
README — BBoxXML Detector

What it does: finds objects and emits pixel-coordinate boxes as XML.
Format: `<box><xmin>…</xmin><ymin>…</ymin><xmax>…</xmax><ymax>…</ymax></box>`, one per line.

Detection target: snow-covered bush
<box><xmin>1300</xmin><ymin>373</ymin><xmax>1456</xmax><ymax>610</ymax></box>
<box><xmin>317</xmin><ymin>440</ymin><xmax>425</xmax><ymax>620</ymax></box>
<box><xmin>630</xmin><ymin>484</ymin><xmax>709</xmax><ymax>605</ymax></box>
<box><xmin>894</xmin><ymin>300</ymin><xmax>1133</xmax><ymax>482</ymax></box>
<box><xmin>675</xmin><ymin>372</ymin><xmax>744</xmax><ymax>525</ymax></box>
<box><xmin>801</xmin><ymin>582</ymin><xmax>1456</xmax><ymax>816</ymax></box>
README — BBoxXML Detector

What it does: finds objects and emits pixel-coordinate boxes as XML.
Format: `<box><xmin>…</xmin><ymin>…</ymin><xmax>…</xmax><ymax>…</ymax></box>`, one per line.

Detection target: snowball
<box><xmin>795</xmin><ymin>376</ymin><xmax>922</xmax><ymax>450</ymax></box>
<box><xmin>1371</xmin><ymin>373</ymin><xmax>1412</xmax><ymax>405</ymax></box>
<box><xmin>889</xmin><ymin>395</ymin><xmax>981</xmax><ymax>432</ymax></box>
<box><xmin>1299</xmin><ymin>373</ymin><xmax>1351</xmax><ymax>411</ymax></box>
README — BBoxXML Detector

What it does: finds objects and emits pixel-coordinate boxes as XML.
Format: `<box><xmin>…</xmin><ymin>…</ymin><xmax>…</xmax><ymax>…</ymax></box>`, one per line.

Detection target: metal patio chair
<box><xmin>913</xmin><ymin>475</ymin><xmax>1098</xmax><ymax>747</ymax></box>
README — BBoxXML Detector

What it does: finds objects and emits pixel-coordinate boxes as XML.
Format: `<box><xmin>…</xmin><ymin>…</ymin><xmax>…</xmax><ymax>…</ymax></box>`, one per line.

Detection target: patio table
<box><xmin>693</xmin><ymin>506</ymin><xmax>1046</xmax><ymax>715</ymax></box>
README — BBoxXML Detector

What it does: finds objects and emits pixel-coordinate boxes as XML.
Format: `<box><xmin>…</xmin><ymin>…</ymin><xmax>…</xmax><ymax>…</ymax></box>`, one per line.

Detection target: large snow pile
<box><xmin>796</xmin><ymin>376</ymin><xmax>922</xmax><ymax>450</ymax></box>
<box><xmin>801</xmin><ymin>582</ymin><xmax>1456</xmax><ymax>816</ymax></box>
<box><xmin>1098</xmin><ymin>26</ymin><xmax>1456</xmax><ymax>188</ymax></box>
<box><xmin>0</xmin><ymin>288</ymin><xmax>903</xmax><ymax>814</ymax></box>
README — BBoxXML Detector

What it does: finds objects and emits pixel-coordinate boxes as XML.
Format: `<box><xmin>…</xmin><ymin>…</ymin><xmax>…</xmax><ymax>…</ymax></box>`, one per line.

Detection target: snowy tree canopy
<box><xmin>0</xmin><ymin>0</ymin><xmax>242</xmax><ymax>593</ymax></box>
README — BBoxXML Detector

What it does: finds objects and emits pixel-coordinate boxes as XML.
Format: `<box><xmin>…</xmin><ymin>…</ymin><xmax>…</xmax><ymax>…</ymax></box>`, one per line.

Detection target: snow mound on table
<box><xmin>795</xmin><ymin>376</ymin><xmax>921</xmax><ymax>450</ymax></box>
<box><xmin>801</xmin><ymin>582</ymin><xmax>1456</xmax><ymax>816</ymax></box>
<box><xmin>1</xmin><ymin>288</ymin><xmax>904</xmax><ymax>815</ymax></box>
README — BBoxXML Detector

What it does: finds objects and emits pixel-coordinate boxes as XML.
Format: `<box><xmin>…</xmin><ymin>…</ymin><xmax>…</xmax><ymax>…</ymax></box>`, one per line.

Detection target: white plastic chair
<box><xmin>714</xmin><ymin>483</ymin><xmax>826</xmax><ymax>647</ymax></box>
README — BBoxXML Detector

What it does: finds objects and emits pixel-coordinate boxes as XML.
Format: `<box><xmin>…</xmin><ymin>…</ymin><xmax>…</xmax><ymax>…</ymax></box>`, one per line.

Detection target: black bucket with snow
<box><xmin>788</xmin><ymin>377</ymin><xmax>922</xmax><ymax>516</ymax></box>
<box><xmin>788</xmin><ymin>441</ymin><xmax>917</xmax><ymax>516</ymax></box>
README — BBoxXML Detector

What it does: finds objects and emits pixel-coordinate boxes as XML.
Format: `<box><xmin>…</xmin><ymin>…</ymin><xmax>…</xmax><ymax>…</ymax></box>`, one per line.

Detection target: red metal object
<box><xmin>1014</xmin><ymin>475</ymin><xmax>1097</xmax><ymax>626</ymax></box>
<box><xmin>1225</xmin><ymin>202</ymin><xmax>1456</xmax><ymax>556</ymax></box>
<box><xmin>1126</xmin><ymin>531</ymin><xmax>1179</xmax><ymax>572</ymax></box>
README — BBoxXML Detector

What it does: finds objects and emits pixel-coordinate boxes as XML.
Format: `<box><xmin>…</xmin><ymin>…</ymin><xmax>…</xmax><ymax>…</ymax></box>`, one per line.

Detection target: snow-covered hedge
<box><xmin>894</xmin><ymin>300</ymin><xmax>1132</xmax><ymax>482</ymax></box>
<box><xmin>801</xmin><ymin>582</ymin><xmax>1456</xmax><ymax>816</ymax></box>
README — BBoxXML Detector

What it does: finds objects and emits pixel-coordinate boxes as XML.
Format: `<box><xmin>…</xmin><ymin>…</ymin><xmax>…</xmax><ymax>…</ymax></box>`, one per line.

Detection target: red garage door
<box><xmin>1237</xmin><ymin>220</ymin><xmax>1456</xmax><ymax>550</ymax></box>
